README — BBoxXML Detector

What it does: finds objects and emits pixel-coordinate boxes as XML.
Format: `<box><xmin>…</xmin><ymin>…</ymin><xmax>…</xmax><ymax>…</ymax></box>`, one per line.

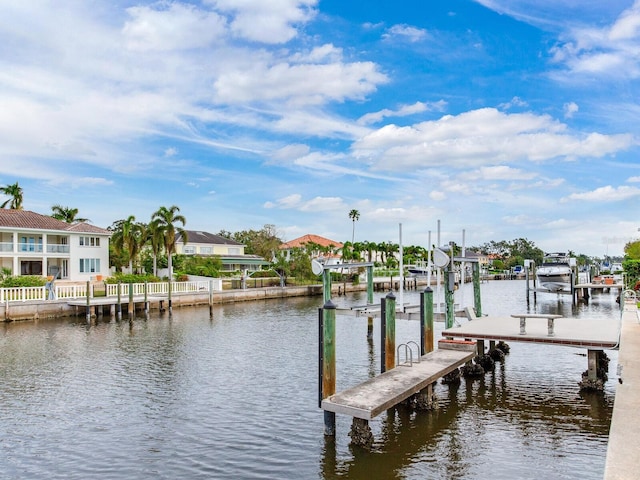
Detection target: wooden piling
<box><xmin>421</xmin><ymin>287</ymin><xmax>434</xmax><ymax>355</ymax></box>
<box><xmin>472</xmin><ymin>262</ymin><xmax>482</xmax><ymax>316</ymax></box>
<box><xmin>128</xmin><ymin>282</ymin><xmax>134</xmax><ymax>317</ymax></box>
<box><xmin>85</xmin><ymin>281</ymin><xmax>91</xmax><ymax>323</ymax></box>
<box><xmin>381</xmin><ymin>292</ymin><xmax>396</xmax><ymax>373</ymax></box>
<box><xmin>319</xmin><ymin>300</ymin><xmax>337</xmax><ymax>436</ymax></box>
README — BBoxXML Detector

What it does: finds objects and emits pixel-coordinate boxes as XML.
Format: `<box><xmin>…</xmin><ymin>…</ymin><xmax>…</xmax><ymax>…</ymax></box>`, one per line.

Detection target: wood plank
<box><xmin>321</xmin><ymin>347</ymin><xmax>475</xmax><ymax>420</ymax></box>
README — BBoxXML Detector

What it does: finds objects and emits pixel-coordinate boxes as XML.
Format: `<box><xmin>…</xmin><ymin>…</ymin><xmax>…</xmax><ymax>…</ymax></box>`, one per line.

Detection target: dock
<box><xmin>321</xmin><ymin>340</ymin><xmax>476</xmax><ymax>420</ymax></box>
<box><xmin>441</xmin><ymin>314</ymin><xmax>619</xmax><ymax>349</ymax></box>
<box><xmin>604</xmin><ymin>297</ymin><xmax>640</xmax><ymax>479</ymax></box>
<box><xmin>67</xmin><ymin>295</ymin><xmax>168</xmax><ymax>316</ymax></box>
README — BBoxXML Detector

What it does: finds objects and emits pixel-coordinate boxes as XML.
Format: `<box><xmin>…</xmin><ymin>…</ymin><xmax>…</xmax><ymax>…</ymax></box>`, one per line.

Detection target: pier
<box><xmin>604</xmin><ymin>295</ymin><xmax>640</xmax><ymax>480</ymax></box>
<box><xmin>321</xmin><ymin>339</ymin><xmax>476</xmax><ymax>420</ymax></box>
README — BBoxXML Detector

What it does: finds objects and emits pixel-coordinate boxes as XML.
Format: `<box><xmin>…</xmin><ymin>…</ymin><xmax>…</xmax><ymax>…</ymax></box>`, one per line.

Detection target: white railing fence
<box><xmin>0</xmin><ymin>281</ymin><xmax>214</xmax><ymax>304</ymax></box>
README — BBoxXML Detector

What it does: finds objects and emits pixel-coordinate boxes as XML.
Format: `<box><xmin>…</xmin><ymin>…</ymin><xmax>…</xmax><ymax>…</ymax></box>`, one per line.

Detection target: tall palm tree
<box><xmin>146</xmin><ymin>219</ymin><xmax>165</xmax><ymax>277</ymax></box>
<box><xmin>348</xmin><ymin>209</ymin><xmax>360</xmax><ymax>243</ymax></box>
<box><xmin>111</xmin><ymin>215</ymin><xmax>145</xmax><ymax>272</ymax></box>
<box><xmin>0</xmin><ymin>182</ymin><xmax>23</xmax><ymax>209</ymax></box>
<box><xmin>151</xmin><ymin>205</ymin><xmax>187</xmax><ymax>280</ymax></box>
<box><xmin>51</xmin><ymin>204</ymin><xmax>89</xmax><ymax>223</ymax></box>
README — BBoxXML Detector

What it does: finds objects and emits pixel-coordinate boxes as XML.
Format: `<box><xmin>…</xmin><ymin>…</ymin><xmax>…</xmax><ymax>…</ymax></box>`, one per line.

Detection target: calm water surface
<box><xmin>0</xmin><ymin>280</ymin><xmax>620</xmax><ymax>479</ymax></box>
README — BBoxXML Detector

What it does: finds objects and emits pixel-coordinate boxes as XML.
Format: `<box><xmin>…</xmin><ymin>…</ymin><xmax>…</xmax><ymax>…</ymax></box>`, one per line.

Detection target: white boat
<box><xmin>536</xmin><ymin>253</ymin><xmax>573</xmax><ymax>292</ymax></box>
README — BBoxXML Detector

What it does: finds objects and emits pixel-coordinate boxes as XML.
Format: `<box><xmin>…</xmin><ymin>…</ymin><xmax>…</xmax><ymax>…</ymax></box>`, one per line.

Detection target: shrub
<box><xmin>0</xmin><ymin>275</ymin><xmax>47</xmax><ymax>288</ymax></box>
<box><xmin>106</xmin><ymin>273</ymin><xmax>161</xmax><ymax>284</ymax></box>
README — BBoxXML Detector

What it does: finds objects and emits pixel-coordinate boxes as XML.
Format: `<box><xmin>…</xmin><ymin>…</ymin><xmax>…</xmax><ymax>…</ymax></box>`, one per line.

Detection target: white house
<box><xmin>0</xmin><ymin>210</ymin><xmax>111</xmax><ymax>282</ymax></box>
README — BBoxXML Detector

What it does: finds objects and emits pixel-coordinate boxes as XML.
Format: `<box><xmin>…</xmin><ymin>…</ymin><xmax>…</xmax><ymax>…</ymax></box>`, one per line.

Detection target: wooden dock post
<box><xmin>144</xmin><ymin>281</ymin><xmax>149</xmax><ymax>314</ymax></box>
<box><xmin>472</xmin><ymin>262</ymin><xmax>482</xmax><ymax>316</ymax></box>
<box><xmin>319</xmin><ymin>300</ymin><xmax>337</xmax><ymax>436</ymax></box>
<box><xmin>117</xmin><ymin>282</ymin><xmax>122</xmax><ymax>320</ymax></box>
<box><xmin>444</xmin><ymin>267</ymin><xmax>455</xmax><ymax>329</ymax></box>
<box><xmin>168</xmin><ymin>280</ymin><xmax>172</xmax><ymax>313</ymax></box>
<box><xmin>366</xmin><ymin>266</ymin><xmax>374</xmax><ymax>339</ymax></box>
<box><xmin>381</xmin><ymin>292</ymin><xmax>396</xmax><ymax>373</ymax></box>
<box><xmin>209</xmin><ymin>280</ymin><xmax>213</xmax><ymax>317</ymax></box>
<box><xmin>85</xmin><ymin>281</ymin><xmax>91</xmax><ymax>323</ymax></box>
<box><xmin>322</xmin><ymin>269</ymin><xmax>332</xmax><ymax>303</ymax></box>
<box><xmin>421</xmin><ymin>287</ymin><xmax>434</xmax><ymax>355</ymax></box>
<box><xmin>128</xmin><ymin>282</ymin><xmax>134</xmax><ymax>317</ymax></box>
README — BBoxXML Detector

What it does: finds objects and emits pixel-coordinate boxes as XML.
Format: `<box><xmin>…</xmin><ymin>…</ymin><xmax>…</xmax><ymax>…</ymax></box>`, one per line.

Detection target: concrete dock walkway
<box><xmin>604</xmin><ymin>298</ymin><xmax>640</xmax><ymax>479</ymax></box>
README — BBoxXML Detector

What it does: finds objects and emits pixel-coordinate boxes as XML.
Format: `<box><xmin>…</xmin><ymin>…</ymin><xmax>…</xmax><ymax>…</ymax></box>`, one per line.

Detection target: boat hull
<box><xmin>536</xmin><ymin>268</ymin><xmax>572</xmax><ymax>292</ymax></box>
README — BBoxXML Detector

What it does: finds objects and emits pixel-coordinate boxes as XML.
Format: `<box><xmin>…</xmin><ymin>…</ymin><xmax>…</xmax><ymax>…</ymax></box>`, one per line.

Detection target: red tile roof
<box><xmin>0</xmin><ymin>209</ymin><xmax>110</xmax><ymax>234</ymax></box>
<box><xmin>280</xmin><ymin>234</ymin><xmax>343</xmax><ymax>249</ymax></box>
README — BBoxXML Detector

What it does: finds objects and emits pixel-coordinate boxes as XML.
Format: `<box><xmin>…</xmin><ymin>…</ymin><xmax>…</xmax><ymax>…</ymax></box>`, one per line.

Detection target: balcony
<box><xmin>18</xmin><ymin>243</ymin><xmax>43</xmax><ymax>253</ymax></box>
<box><xmin>0</xmin><ymin>242</ymin><xmax>13</xmax><ymax>252</ymax></box>
<box><xmin>47</xmin><ymin>244</ymin><xmax>70</xmax><ymax>254</ymax></box>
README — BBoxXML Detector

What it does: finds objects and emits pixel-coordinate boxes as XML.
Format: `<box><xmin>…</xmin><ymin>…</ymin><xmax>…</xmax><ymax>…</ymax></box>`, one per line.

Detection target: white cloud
<box><xmin>628</xmin><ymin>176</ymin><xmax>640</xmax><ymax>182</ymax></box>
<box><xmin>213</xmin><ymin>59</ymin><xmax>388</xmax><ymax>106</ymax></box>
<box><xmin>123</xmin><ymin>3</ymin><xmax>227</xmax><ymax>51</ymax></box>
<box><xmin>208</xmin><ymin>0</ymin><xmax>318</xmax><ymax>43</ymax></box>
<box><xmin>563</xmin><ymin>102</ymin><xmax>579</xmax><ymax>118</ymax></box>
<box><xmin>264</xmin><ymin>194</ymin><xmax>344</xmax><ymax>212</ymax></box>
<box><xmin>561</xmin><ymin>185</ymin><xmax>640</xmax><ymax>202</ymax></box>
<box><xmin>351</xmin><ymin>108</ymin><xmax>634</xmax><ymax>170</ymax></box>
<box><xmin>358</xmin><ymin>100</ymin><xmax>447</xmax><ymax>125</ymax></box>
<box><xmin>383</xmin><ymin>24</ymin><xmax>429</xmax><ymax>42</ymax></box>
<box><xmin>551</xmin><ymin>0</ymin><xmax>640</xmax><ymax>78</ymax></box>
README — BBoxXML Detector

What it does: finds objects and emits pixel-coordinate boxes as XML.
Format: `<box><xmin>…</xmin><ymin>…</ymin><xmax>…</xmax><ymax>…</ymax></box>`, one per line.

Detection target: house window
<box><xmin>79</xmin><ymin>258</ymin><xmax>101</xmax><ymax>273</ymax></box>
<box><xmin>80</xmin><ymin>236</ymin><xmax>101</xmax><ymax>247</ymax></box>
<box><xmin>184</xmin><ymin>246</ymin><xmax>196</xmax><ymax>254</ymax></box>
<box><xmin>200</xmin><ymin>247</ymin><xmax>212</xmax><ymax>254</ymax></box>
<box><xmin>228</xmin><ymin>247</ymin><xmax>241</xmax><ymax>255</ymax></box>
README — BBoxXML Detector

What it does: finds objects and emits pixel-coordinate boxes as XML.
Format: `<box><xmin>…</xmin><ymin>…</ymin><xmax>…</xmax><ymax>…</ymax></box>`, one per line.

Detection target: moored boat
<box><xmin>536</xmin><ymin>252</ymin><xmax>573</xmax><ymax>292</ymax></box>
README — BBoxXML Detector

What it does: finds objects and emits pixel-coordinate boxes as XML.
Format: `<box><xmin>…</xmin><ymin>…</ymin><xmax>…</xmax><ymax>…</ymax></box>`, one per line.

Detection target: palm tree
<box><xmin>348</xmin><ymin>209</ymin><xmax>360</xmax><ymax>243</ymax></box>
<box><xmin>111</xmin><ymin>216</ymin><xmax>145</xmax><ymax>272</ymax></box>
<box><xmin>0</xmin><ymin>182</ymin><xmax>23</xmax><ymax>209</ymax></box>
<box><xmin>146</xmin><ymin>219</ymin><xmax>165</xmax><ymax>277</ymax></box>
<box><xmin>151</xmin><ymin>205</ymin><xmax>187</xmax><ymax>280</ymax></box>
<box><xmin>51</xmin><ymin>205</ymin><xmax>89</xmax><ymax>223</ymax></box>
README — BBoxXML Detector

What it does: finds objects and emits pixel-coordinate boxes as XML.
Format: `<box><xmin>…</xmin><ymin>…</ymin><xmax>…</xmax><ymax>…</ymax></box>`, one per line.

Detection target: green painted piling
<box><xmin>320</xmin><ymin>300</ymin><xmax>336</xmax><ymax>436</ymax></box>
<box><xmin>421</xmin><ymin>287</ymin><xmax>434</xmax><ymax>355</ymax></box>
<box><xmin>444</xmin><ymin>269</ymin><xmax>455</xmax><ymax>329</ymax></box>
<box><xmin>381</xmin><ymin>292</ymin><xmax>396</xmax><ymax>373</ymax></box>
<box><xmin>472</xmin><ymin>262</ymin><xmax>482</xmax><ymax>317</ymax></box>
<box><xmin>323</xmin><ymin>270</ymin><xmax>332</xmax><ymax>303</ymax></box>
<box><xmin>366</xmin><ymin>265</ymin><xmax>373</xmax><ymax>305</ymax></box>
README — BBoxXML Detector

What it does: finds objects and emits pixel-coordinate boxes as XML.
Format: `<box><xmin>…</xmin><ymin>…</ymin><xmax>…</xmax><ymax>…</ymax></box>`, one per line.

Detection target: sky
<box><xmin>1</xmin><ymin>0</ymin><xmax>639</xmax><ymax>258</ymax></box>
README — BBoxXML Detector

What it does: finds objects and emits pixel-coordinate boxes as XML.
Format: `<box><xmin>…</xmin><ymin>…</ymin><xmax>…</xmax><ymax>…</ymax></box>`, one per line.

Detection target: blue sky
<box><xmin>1</xmin><ymin>0</ymin><xmax>639</xmax><ymax>257</ymax></box>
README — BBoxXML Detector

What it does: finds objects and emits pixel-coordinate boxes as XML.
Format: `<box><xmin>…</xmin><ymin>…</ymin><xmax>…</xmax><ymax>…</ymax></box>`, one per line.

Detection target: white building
<box><xmin>0</xmin><ymin>210</ymin><xmax>110</xmax><ymax>282</ymax></box>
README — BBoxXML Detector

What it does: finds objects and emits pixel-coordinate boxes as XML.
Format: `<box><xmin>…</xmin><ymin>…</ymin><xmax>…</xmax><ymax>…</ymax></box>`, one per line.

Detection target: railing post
<box><xmin>320</xmin><ymin>300</ymin><xmax>336</xmax><ymax>436</ymax></box>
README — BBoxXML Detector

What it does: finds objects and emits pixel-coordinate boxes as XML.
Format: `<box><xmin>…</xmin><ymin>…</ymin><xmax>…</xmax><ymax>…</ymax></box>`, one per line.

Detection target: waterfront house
<box><xmin>175</xmin><ymin>230</ymin><xmax>269</xmax><ymax>273</ymax></box>
<box><xmin>0</xmin><ymin>209</ymin><xmax>110</xmax><ymax>281</ymax></box>
<box><xmin>279</xmin><ymin>234</ymin><xmax>344</xmax><ymax>264</ymax></box>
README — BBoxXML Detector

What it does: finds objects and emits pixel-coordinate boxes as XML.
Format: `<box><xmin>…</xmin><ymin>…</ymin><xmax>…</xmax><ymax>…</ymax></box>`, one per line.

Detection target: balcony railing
<box><xmin>0</xmin><ymin>242</ymin><xmax>13</xmax><ymax>252</ymax></box>
<box><xmin>47</xmin><ymin>244</ymin><xmax>70</xmax><ymax>254</ymax></box>
<box><xmin>18</xmin><ymin>243</ymin><xmax>43</xmax><ymax>253</ymax></box>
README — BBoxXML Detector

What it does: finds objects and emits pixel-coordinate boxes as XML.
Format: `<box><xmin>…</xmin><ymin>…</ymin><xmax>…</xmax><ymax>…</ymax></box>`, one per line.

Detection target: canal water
<box><xmin>0</xmin><ymin>280</ymin><xmax>620</xmax><ymax>479</ymax></box>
